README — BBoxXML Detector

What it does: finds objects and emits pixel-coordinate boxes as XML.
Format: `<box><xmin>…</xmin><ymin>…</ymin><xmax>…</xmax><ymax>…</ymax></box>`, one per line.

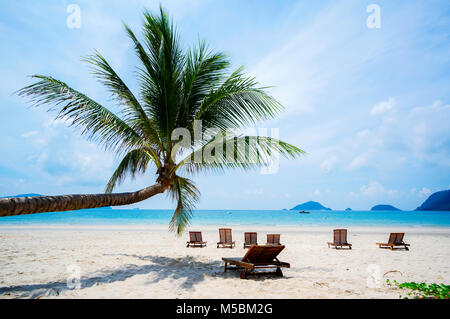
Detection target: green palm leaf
<box><xmin>194</xmin><ymin>67</ymin><xmax>283</xmax><ymax>131</ymax></box>
<box><xmin>167</xmin><ymin>176</ymin><xmax>200</xmax><ymax>235</ymax></box>
<box><xmin>17</xmin><ymin>75</ymin><xmax>143</xmax><ymax>155</ymax></box>
<box><xmin>82</xmin><ymin>51</ymin><xmax>162</xmax><ymax>148</ymax></box>
<box><xmin>179</xmin><ymin>41</ymin><xmax>230</xmax><ymax>127</ymax></box>
<box><xmin>139</xmin><ymin>8</ymin><xmax>185</xmax><ymax>142</ymax></box>
<box><xmin>174</xmin><ymin>134</ymin><xmax>305</xmax><ymax>175</ymax></box>
<box><xmin>106</xmin><ymin>148</ymin><xmax>155</xmax><ymax>193</ymax></box>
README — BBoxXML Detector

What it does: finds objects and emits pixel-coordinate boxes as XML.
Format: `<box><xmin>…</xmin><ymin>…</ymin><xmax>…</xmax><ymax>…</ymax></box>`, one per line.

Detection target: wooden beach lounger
<box><xmin>377</xmin><ymin>233</ymin><xmax>410</xmax><ymax>250</ymax></box>
<box><xmin>244</xmin><ymin>232</ymin><xmax>258</xmax><ymax>248</ymax></box>
<box><xmin>327</xmin><ymin>229</ymin><xmax>352</xmax><ymax>249</ymax></box>
<box><xmin>217</xmin><ymin>228</ymin><xmax>235</xmax><ymax>248</ymax></box>
<box><xmin>186</xmin><ymin>231</ymin><xmax>207</xmax><ymax>248</ymax></box>
<box><xmin>222</xmin><ymin>245</ymin><xmax>290</xmax><ymax>279</ymax></box>
<box><xmin>266</xmin><ymin>234</ymin><xmax>281</xmax><ymax>246</ymax></box>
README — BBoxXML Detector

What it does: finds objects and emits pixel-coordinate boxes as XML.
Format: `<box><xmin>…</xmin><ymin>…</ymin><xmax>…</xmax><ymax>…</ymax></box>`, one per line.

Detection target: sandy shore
<box><xmin>0</xmin><ymin>225</ymin><xmax>449</xmax><ymax>299</ymax></box>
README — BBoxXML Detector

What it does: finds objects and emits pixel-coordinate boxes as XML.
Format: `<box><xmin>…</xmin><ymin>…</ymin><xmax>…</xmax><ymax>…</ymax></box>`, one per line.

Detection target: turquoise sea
<box><xmin>0</xmin><ymin>209</ymin><xmax>449</xmax><ymax>227</ymax></box>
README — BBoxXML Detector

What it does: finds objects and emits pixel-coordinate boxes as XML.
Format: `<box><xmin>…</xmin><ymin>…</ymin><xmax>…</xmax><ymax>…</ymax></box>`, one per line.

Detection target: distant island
<box><xmin>371</xmin><ymin>204</ymin><xmax>401</xmax><ymax>211</ymax></box>
<box><xmin>290</xmin><ymin>201</ymin><xmax>331</xmax><ymax>211</ymax></box>
<box><xmin>345</xmin><ymin>208</ymin><xmax>352</xmax><ymax>211</ymax></box>
<box><xmin>415</xmin><ymin>190</ymin><xmax>450</xmax><ymax>211</ymax></box>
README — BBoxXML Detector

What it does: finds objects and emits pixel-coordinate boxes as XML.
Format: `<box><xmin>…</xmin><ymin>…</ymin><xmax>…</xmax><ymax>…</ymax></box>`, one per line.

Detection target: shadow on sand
<box><xmin>0</xmin><ymin>255</ymin><xmax>223</xmax><ymax>298</ymax></box>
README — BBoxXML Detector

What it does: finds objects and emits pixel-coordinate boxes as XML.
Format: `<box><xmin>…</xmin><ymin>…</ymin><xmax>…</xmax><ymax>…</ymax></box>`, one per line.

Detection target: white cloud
<box><xmin>347</xmin><ymin>191</ymin><xmax>357</xmax><ymax>199</ymax></box>
<box><xmin>418</xmin><ymin>187</ymin><xmax>431</xmax><ymax>198</ymax></box>
<box><xmin>347</xmin><ymin>153</ymin><xmax>369</xmax><ymax>170</ymax></box>
<box><xmin>348</xmin><ymin>100</ymin><xmax>450</xmax><ymax>170</ymax></box>
<box><xmin>371</xmin><ymin>98</ymin><xmax>396</xmax><ymax>116</ymax></box>
<box><xmin>34</xmin><ymin>138</ymin><xmax>47</xmax><ymax>145</ymax></box>
<box><xmin>320</xmin><ymin>156</ymin><xmax>338</xmax><ymax>173</ymax></box>
<box><xmin>17</xmin><ymin>113</ymin><xmax>116</xmax><ymax>190</ymax></box>
<box><xmin>360</xmin><ymin>181</ymin><xmax>397</xmax><ymax>199</ymax></box>
<box><xmin>22</xmin><ymin>130</ymin><xmax>38</xmax><ymax>138</ymax></box>
<box><xmin>411</xmin><ymin>187</ymin><xmax>432</xmax><ymax>198</ymax></box>
<box><xmin>14</xmin><ymin>178</ymin><xmax>25</xmax><ymax>188</ymax></box>
<box><xmin>403</xmin><ymin>101</ymin><xmax>450</xmax><ymax>164</ymax></box>
<box><xmin>357</xmin><ymin>129</ymin><xmax>370</xmax><ymax>138</ymax></box>
<box><xmin>244</xmin><ymin>188</ymin><xmax>264</xmax><ymax>196</ymax></box>
<box><xmin>360</xmin><ymin>181</ymin><xmax>384</xmax><ymax>197</ymax></box>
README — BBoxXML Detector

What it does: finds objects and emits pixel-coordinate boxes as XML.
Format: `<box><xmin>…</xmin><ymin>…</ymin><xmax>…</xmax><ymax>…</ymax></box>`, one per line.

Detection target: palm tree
<box><xmin>0</xmin><ymin>8</ymin><xmax>304</xmax><ymax>233</ymax></box>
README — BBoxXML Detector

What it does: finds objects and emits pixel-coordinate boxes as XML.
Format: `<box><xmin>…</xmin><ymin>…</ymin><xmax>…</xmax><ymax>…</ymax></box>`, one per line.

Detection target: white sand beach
<box><xmin>0</xmin><ymin>225</ymin><xmax>449</xmax><ymax>299</ymax></box>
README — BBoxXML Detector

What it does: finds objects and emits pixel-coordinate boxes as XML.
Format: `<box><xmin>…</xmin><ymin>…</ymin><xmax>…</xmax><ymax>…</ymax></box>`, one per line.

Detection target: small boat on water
<box><xmin>298</xmin><ymin>210</ymin><xmax>310</xmax><ymax>214</ymax></box>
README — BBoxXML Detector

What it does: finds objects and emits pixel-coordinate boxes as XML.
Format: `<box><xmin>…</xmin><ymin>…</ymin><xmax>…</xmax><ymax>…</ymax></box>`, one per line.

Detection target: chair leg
<box><xmin>240</xmin><ymin>268</ymin><xmax>248</xmax><ymax>279</ymax></box>
<box><xmin>276</xmin><ymin>267</ymin><xmax>283</xmax><ymax>277</ymax></box>
<box><xmin>404</xmin><ymin>245</ymin><xmax>409</xmax><ymax>251</ymax></box>
<box><xmin>224</xmin><ymin>262</ymin><xmax>228</xmax><ymax>273</ymax></box>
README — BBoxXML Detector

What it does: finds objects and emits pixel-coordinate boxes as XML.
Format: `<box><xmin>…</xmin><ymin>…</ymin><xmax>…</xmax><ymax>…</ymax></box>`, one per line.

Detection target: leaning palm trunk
<box><xmin>0</xmin><ymin>183</ymin><xmax>167</xmax><ymax>217</ymax></box>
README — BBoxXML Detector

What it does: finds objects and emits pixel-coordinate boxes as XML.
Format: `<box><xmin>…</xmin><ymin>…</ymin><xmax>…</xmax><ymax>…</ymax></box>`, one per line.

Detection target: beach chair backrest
<box><xmin>333</xmin><ymin>229</ymin><xmax>347</xmax><ymax>244</ymax></box>
<box><xmin>242</xmin><ymin>245</ymin><xmax>285</xmax><ymax>263</ymax></box>
<box><xmin>219</xmin><ymin>228</ymin><xmax>233</xmax><ymax>243</ymax></box>
<box><xmin>189</xmin><ymin>231</ymin><xmax>202</xmax><ymax>242</ymax></box>
<box><xmin>388</xmin><ymin>233</ymin><xmax>404</xmax><ymax>244</ymax></box>
<box><xmin>267</xmin><ymin>234</ymin><xmax>280</xmax><ymax>245</ymax></box>
<box><xmin>245</xmin><ymin>232</ymin><xmax>257</xmax><ymax>245</ymax></box>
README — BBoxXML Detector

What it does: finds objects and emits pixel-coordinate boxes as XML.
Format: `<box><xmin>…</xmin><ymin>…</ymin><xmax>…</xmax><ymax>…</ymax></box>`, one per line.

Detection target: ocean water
<box><xmin>0</xmin><ymin>209</ymin><xmax>449</xmax><ymax>228</ymax></box>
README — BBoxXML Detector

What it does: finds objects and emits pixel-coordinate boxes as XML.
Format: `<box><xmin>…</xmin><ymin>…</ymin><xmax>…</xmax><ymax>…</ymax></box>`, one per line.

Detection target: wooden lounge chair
<box><xmin>266</xmin><ymin>234</ymin><xmax>281</xmax><ymax>246</ymax></box>
<box><xmin>377</xmin><ymin>233</ymin><xmax>410</xmax><ymax>250</ymax></box>
<box><xmin>244</xmin><ymin>232</ymin><xmax>258</xmax><ymax>248</ymax></box>
<box><xmin>186</xmin><ymin>231</ymin><xmax>207</xmax><ymax>248</ymax></box>
<box><xmin>217</xmin><ymin>228</ymin><xmax>235</xmax><ymax>248</ymax></box>
<box><xmin>222</xmin><ymin>245</ymin><xmax>290</xmax><ymax>279</ymax></box>
<box><xmin>327</xmin><ymin>229</ymin><xmax>352</xmax><ymax>249</ymax></box>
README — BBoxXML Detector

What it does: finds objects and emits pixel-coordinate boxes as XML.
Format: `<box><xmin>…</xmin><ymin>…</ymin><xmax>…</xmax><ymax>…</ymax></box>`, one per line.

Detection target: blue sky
<box><xmin>0</xmin><ymin>0</ymin><xmax>449</xmax><ymax>210</ymax></box>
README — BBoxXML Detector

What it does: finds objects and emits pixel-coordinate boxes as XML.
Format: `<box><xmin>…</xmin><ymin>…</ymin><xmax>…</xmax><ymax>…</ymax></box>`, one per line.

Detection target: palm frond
<box><xmin>194</xmin><ymin>67</ymin><xmax>283</xmax><ymax>131</ymax></box>
<box><xmin>175</xmin><ymin>133</ymin><xmax>305</xmax><ymax>175</ymax></box>
<box><xmin>105</xmin><ymin>148</ymin><xmax>153</xmax><ymax>193</ymax></box>
<box><xmin>123</xmin><ymin>23</ymin><xmax>156</xmax><ymax>84</ymax></box>
<box><xmin>179</xmin><ymin>41</ymin><xmax>230</xmax><ymax>127</ymax></box>
<box><xmin>139</xmin><ymin>7</ymin><xmax>185</xmax><ymax>142</ymax></box>
<box><xmin>123</xmin><ymin>22</ymin><xmax>162</xmax><ymax>124</ymax></box>
<box><xmin>82</xmin><ymin>51</ymin><xmax>162</xmax><ymax>148</ymax></box>
<box><xmin>167</xmin><ymin>176</ymin><xmax>200</xmax><ymax>235</ymax></box>
<box><xmin>17</xmin><ymin>75</ymin><xmax>143</xmax><ymax>155</ymax></box>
